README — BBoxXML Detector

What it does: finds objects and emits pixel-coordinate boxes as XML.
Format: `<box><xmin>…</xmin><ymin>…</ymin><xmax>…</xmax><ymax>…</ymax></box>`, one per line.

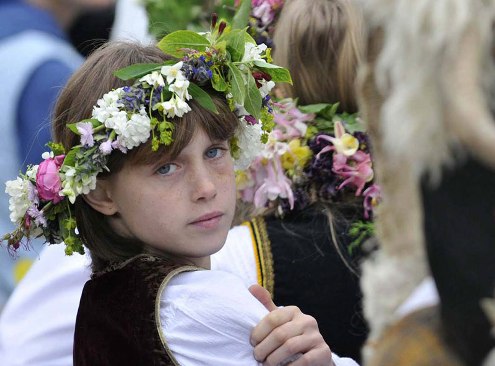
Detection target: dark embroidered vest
<box><xmin>245</xmin><ymin>211</ymin><xmax>368</xmax><ymax>363</ymax></box>
<box><xmin>73</xmin><ymin>255</ymin><xmax>198</xmax><ymax>366</ymax></box>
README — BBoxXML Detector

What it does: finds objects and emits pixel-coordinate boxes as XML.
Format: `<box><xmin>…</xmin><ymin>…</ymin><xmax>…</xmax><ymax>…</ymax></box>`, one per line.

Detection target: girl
<box><xmin>3</xmin><ymin>22</ymin><xmax>341</xmax><ymax>364</ymax></box>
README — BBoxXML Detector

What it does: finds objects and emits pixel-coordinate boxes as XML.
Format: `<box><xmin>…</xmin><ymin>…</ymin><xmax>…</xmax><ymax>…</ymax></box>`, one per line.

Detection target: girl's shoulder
<box><xmin>161</xmin><ymin>269</ymin><xmax>268</xmax><ymax>329</ymax></box>
<box><xmin>158</xmin><ymin>270</ymin><xmax>267</xmax><ymax>365</ymax></box>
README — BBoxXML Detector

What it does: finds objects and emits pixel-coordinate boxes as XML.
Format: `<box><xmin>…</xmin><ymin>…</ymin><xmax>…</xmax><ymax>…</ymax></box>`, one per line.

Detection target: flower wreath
<box><xmin>236</xmin><ymin>99</ymin><xmax>380</xmax><ymax>253</ymax></box>
<box><xmin>3</xmin><ymin>18</ymin><xmax>291</xmax><ymax>256</ymax></box>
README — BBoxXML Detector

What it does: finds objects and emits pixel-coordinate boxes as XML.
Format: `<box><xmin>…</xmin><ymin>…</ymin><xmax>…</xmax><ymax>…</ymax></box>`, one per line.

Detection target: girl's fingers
<box><xmin>253</xmin><ymin>310</ymin><xmax>319</xmax><ymax>362</ymax></box>
<box><xmin>262</xmin><ymin>332</ymin><xmax>318</xmax><ymax>366</ymax></box>
<box><xmin>288</xmin><ymin>345</ymin><xmax>333</xmax><ymax>366</ymax></box>
<box><xmin>251</xmin><ymin>306</ymin><xmax>302</xmax><ymax>347</ymax></box>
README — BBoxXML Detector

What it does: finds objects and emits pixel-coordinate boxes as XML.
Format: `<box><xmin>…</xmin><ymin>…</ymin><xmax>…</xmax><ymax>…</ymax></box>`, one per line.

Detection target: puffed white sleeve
<box><xmin>159</xmin><ymin>270</ymin><xmax>265</xmax><ymax>365</ymax></box>
<box><xmin>0</xmin><ymin>244</ymin><xmax>91</xmax><ymax>366</ymax></box>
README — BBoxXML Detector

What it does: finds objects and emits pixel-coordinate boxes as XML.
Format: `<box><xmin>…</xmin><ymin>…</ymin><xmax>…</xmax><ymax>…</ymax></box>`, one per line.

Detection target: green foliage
<box><xmin>232</xmin><ymin>0</ymin><xmax>251</xmax><ymax>30</ymax></box>
<box><xmin>144</xmin><ymin>0</ymin><xmax>236</xmax><ymax>38</ymax></box>
<box><xmin>348</xmin><ymin>221</ymin><xmax>375</xmax><ymax>255</ymax></box>
<box><xmin>188</xmin><ymin>83</ymin><xmax>219</xmax><ymax>114</ymax></box>
<box><xmin>157</xmin><ymin>31</ymin><xmax>210</xmax><ymax>58</ymax></box>
<box><xmin>47</xmin><ymin>142</ymin><xmax>65</xmax><ymax>156</ymax></box>
<box><xmin>299</xmin><ymin>102</ymin><xmax>364</xmax><ymax>134</ymax></box>
<box><xmin>228</xmin><ymin>63</ymin><xmax>246</xmax><ymax>105</ymax></box>
<box><xmin>244</xmin><ymin>72</ymin><xmax>262</xmax><ymax>120</ymax></box>
<box><xmin>114</xmin><ymin>63</ymin><xmax>164</xmax><ymax>81</ymax></box>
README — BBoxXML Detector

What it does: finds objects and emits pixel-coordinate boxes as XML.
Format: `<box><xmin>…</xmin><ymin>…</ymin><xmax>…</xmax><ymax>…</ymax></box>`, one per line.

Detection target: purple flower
<box><xmin>76</xmin><ymin>122</ymin><xmax>94</xmax><ymax>147</ymax></box>
<box><xmin>245</xmin><ymin>115</ymin><xmax>258</xmax><ymax>125</ymax></box>
<box><xmin>99</xmin><ymin>140</ymin><xmax>113</xmax><ymax>155</ymax></box>
<box><xmin>27</xmin><ymin>205</ymin><xmax>47</xmax><ymax>227</ymax></box>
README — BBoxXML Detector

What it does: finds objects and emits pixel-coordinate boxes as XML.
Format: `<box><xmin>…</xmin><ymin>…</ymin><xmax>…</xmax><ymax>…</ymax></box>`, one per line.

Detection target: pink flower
<box><xmin>363</xmin><ymin>184</ymin><xmax>381</xmax><ymax>219</ymax></box>
<box><xmin>253</xmin><ymin>158</ymin><xmax>294</xmax><ymax>209</ymax></box>
<box><xmin>274</xmin><ymin>105</ymin><xmax>313</xmax><ymax>139</ymax></box>
<box><xmin>333</xmin><ymin>151</ymin><xmax>374</xmax><ymax>196</ymax></box>
<box><xmin>36</xmin><ymin>155</ymin><xmax>64</xmax><ymax>203</ymax></box>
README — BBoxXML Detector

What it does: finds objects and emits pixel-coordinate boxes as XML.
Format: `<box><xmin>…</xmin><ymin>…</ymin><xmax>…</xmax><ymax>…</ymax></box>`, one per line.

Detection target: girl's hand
<box><xmin>249</xmin><ymin>285</ymin><xmax>334</xmax><ymax>366</ymax></box>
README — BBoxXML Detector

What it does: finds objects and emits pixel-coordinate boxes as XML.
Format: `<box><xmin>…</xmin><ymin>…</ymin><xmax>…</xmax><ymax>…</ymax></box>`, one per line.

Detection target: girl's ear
<box><xmin>83</xmin><ymin>180</ymin><xmax>118</xmax><ymax>216</ymax></box>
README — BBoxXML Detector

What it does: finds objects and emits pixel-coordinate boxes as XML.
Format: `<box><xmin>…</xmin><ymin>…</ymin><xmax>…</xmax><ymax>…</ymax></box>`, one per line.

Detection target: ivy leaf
<box><xmin>244</xmin><ymin>73</ymin><xmax>262</xmax><ymax>120</ymax></box>
<box><xmin>228</xmin><ymin>63</ymin><xmax>246</xmax><ymax>105</ymax></box>
<box><xmin>232</xmin><ymin>0</ymin><xmax>252</xmax><ymax>30</ymax></box>
<box><xmin>189</xmin><ymin>83</ymin><xmax>218</xmax><ymax>114</ymax></box>
<box><xmin>157</xmin><ymin>30</ymin><xmax>210</xmax><ymax>58</ymax></box>
<box><xmin>114</xmin><ymin>63</ymin><xmax>163</xmax><ymax>81</ymax></box>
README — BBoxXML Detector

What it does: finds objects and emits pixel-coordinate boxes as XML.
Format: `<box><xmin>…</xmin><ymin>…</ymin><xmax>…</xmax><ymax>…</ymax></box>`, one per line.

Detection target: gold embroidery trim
<box><xmin>248</xmin><ymin>216</ymin><xmax>275</xmax><ymax>296</ymax></box>
<box><xmin>155</xmin><ymin>265</ymin><xmax>202</xmax><ymax>365</ymax></box>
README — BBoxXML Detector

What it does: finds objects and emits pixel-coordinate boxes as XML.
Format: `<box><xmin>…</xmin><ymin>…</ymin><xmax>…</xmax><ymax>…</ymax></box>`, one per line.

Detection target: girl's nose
<box><xmin>190</xmin><ymin>165</ymin><xmax>217</xmax><ymax>202</ymax></box>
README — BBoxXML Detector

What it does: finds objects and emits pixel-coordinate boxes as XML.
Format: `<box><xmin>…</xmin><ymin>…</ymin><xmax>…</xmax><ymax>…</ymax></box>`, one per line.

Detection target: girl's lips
<box><xmin>189</xmin><ymin>212</ymin><xmax>224</xmax><ymax>229</ymax></box>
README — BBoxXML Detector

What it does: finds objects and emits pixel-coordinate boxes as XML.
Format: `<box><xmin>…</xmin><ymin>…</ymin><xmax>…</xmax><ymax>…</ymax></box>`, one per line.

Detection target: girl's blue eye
<box><xmin>205</xmin><ymin>147</ymin><xmax>224</xmax><ymax>159</ymax></box>
<box><xmin>157</xmin><ymin>164</ymin><xmax>177</xmax><ymax>175</ymax></box>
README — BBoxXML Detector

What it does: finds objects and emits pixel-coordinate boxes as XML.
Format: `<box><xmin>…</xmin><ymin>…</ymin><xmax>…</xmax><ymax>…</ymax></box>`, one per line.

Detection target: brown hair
<box><xmin>53</xmin><ymin>42</ymin><xmax>239</xmax><ymax>271</ymax></box>
<box><xmin>273</xmin><ymin>0</ymin><xmax>364</xmax><ymax>113</ymax></box>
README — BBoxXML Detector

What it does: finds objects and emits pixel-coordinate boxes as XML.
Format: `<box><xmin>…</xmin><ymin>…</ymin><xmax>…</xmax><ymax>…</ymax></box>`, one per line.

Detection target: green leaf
<box><xmin>67</xmin><ymin>123</ymin><xmax>80</xmax><ymax>135</ymax></box>
<box><xmin>67</xmin><ymin>119</ymin><xmax>101</xmax><ymax>136</ymax></box>
<box><xmin>62</xmin><ymin>148</ymin><xmax>78</xmax><ymax>168</ymax></box>
<box><xmin>255</xmin><ymin>64</ymin><xmax>292</xmax><ymax>84</ymax></box>
<box><xmin>114</xmin><ymin>63</ymin><xmax>163</xmax><ymax>81</ymax></box>
<box><xmin>244</xmin><ymin>73</ymin><xmax>262</xmax><ymax>120</ymax></box>
<box><xmin>211</xmin><ymin>68</ymin><xmax>228</xmax><ymax>92</ymax></box>
<box><xmin>157</xmin><ymin>30</ymin><xmax>210</xmax><ymax>58</ymax></box>
<box><xmin>299</xmin><ymin>103</ymin><xmax>333</xmax><ymax>114</ymax></box>
<box><xmin>223</xmin><ymin>29</ymin><xmax>248</xmax><ymax>62</ymax></box>
<box><xmin>253</xmin><ymin>60</ymin><xmax>280</xmax><ymax>69</ymax></box>
<box><xmin>228</xmin><ymin>63</ymin><xmax>246</xmax><ymax>105</ymax></box>
<box><xmin>232</xmin><ymin>0</ymin><xmax>251</xmax><ymax>30</ymax></box>
<box><xmin>189</xmin><ymin>83</ymin><xmax>218</xmax><ymax>114</ymax></box>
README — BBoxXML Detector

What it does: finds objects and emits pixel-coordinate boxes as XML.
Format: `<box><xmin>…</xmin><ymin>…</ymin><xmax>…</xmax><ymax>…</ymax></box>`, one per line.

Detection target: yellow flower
<box><xmin>281</xmin><ymin>139</ymin><xmax>312</xmax><ymax>170</ymax></box>
<box><xmin>235</xmin><ymin>170</ymin><xmax>253</xmax><ymax>190</ymax></box>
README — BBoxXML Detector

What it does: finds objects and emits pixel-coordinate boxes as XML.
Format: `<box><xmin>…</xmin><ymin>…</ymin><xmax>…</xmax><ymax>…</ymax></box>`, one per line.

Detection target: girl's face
<box><xmin>103</xmin><ymin>127</ymin><xmax>236</xmax><ymax>268</ymax></box>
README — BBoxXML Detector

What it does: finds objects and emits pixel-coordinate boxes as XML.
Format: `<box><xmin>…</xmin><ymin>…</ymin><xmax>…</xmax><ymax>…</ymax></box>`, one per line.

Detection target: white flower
<box><xmin>104</xmin><ymin>110</ymin><xmax>128</xmax><ymax>130</ymax></box>
<box><xmin>61</xmin><ymin>168</ymin><xmax>98</xmax><ymax>204</ymax></box>
<box><xmin>160</xmin><ymin>97</ymin><xmax>192</xmax><ymax>118</ymax></box>
<box><xmin>169</xmin><ymin>75</ymin><xmax>191</xmax><ymax>100</ymax></box>
<box><xmin>26</xmin><ymin>165</ymin><xmax>39</xmax><ymax>180</ymax></box>
<box><xmin>234</xmin><ymin>122</ymin><xmax>264</xmax><ymax>170</ymax></box>
<box><xmin>5</xmin><ymin>177</ymin><xmax>33</xmax><ymax>223</ymax></box>
<box><xmin>139</xmin><ymin>71</ymin><xmax>165</xmax><ymax>88</ymax></box>
<box><xmin>258</xmin><ymin>79</ymin><xmax>275</xmax><ymax>98</ymax></box>
<box><xmin>113</xmin><ymin>112</ymin><xmax>151</xmax><ymax>150</ymax></box>
<box><xmin>92</xmin><ymin>89</ymin><xmax>123</xmax><ymax>123</ymax></box>
<box><xmin>242</xmin><ymin>43</ymin><xmax>268</xmax><ymax>63</ymax></box>
<box><xmin>161</xmin><ymin>62</ymin><xmax>184</xmax><ymax>84</ymax></box>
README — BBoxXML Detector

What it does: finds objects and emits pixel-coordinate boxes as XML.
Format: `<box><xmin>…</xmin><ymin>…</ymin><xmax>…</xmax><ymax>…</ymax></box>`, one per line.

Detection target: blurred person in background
<box><xmin>0</xmin><ymin>0</ymin><xmax>113</xmax><ymax>312</ymax></box>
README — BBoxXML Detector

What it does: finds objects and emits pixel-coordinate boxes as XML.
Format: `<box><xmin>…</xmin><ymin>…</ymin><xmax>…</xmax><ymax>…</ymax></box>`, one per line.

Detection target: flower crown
<box><xmin>236</xmin><ymin>99</ymin><xmax>379</xmax><ymax>253</ymax></box>
<box><xmin>2</xmin><ymin>19</ymin><xmax>291</xmax><ymax>256</ymax></box>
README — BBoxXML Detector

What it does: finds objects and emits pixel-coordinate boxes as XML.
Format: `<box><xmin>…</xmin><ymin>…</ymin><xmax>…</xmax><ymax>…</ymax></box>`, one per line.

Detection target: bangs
<box><xmin>126</xmin><ymin>94</ymin><xmax>239</xmax><ymax>167</ymax></box>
